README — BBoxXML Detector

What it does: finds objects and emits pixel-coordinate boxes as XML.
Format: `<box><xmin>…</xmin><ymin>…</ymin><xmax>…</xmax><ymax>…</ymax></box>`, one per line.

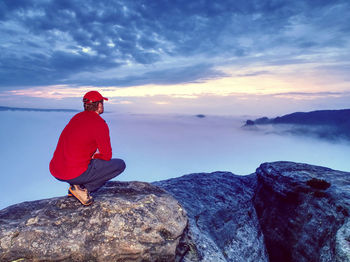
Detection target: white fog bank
<box><xmin>1</xmin><ymin>111</ymin><xmax>350</xmax><ymax>209</ymax></box>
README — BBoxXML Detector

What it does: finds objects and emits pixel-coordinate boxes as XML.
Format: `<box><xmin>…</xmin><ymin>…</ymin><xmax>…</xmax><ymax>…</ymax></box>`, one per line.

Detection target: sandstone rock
<box><xmin>254</xmin><ymin>161</ymin><xmax>350</xmax><ymax>262</ymax></box>
<box><xmin>336</xmin><ymin>218</ymin><xmax>350</xmax><ymax>262</ymax></box>
<box><xmin>2</xmin><ymin>161</ymin><xmax>349</xmax><ymax>262</ymax></box>
<box><xmin>154</xmin><ymin>171</ymin><xmax>269</xmax><ymax>262</ymax></box>
<box><xmin>0</xmin><ymin>181</ymin><xmax>188</xmax><ymax>262</ymax></box>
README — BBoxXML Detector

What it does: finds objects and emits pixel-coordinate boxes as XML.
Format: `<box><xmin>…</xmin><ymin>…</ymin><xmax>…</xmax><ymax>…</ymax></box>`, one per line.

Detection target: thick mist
<box><xmin>1</xmin><ymin>111</ymin><xmax>350</xmax><ymax>209</ymax></box>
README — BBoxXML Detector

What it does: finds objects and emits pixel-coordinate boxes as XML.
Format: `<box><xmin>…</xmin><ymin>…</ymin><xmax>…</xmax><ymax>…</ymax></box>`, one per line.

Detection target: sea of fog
<box><xmin>1</xmin><ymin>110</ymin><xmax>350</xmax><ymax>209</ymax></box>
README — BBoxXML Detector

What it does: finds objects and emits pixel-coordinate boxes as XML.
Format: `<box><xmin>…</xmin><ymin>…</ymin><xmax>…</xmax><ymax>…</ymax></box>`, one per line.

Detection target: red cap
<box><xmin>83</xmin><ymin>91</ymin><xmax>108</xmax><ymax>103</ymax></box>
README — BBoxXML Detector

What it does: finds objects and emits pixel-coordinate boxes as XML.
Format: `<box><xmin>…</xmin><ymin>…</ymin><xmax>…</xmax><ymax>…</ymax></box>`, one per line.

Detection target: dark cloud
<box><xmin>0</xmin><ymin>0</ymin><xmax>349</xmax><ymax>88</ymax></box>
<box><xmin>0</xmin><ymin>0</ymin><xmax>32</xmax><ymax>20</ymax></box>
<box><xmin>272</xmin><ymin>91</ymin><xmax>345</xmax><ymax>97</ymax></box>
<box><xmin>266</xmin><ymin>58</ymin><xmax>313</xmax><ymax>66</ymax></box>
<box><xmin>49</xmin><ymin>51</ymin><xmax>120</xmax><ymax>73</ymax></box>
<box><xmin>78</xmin><ymin>63</ymin><xmax>228</xmax><ymax>87</ymax></box>
<box><xmin>0</xmin><ymin>50</ymin><xmax>122</xmax><ymax>88</ymax></box>
<box><xmin>236</xmin><ymin>71</ymin><xmax>270</xmax><ymax>77</ymax></box>
<box><xmin>131</xmin><ymin>63</ymin><xmax>228</xmax><ymax>85</ymax></box>
<box><xmin>316</xmin><ymin>64</ymin><xmax>350</xmax><ymax>82</ymax></box>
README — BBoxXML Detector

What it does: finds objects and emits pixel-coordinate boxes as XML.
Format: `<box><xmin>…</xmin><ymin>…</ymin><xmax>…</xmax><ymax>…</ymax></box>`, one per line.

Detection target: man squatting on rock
<box><xmin>49</xmin><ymin>91</ymin><xmax>126</xmax><ymax>205</ymax></box>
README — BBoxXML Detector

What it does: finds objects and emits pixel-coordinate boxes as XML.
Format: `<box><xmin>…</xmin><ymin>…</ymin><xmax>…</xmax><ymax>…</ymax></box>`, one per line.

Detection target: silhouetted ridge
<box><xmin>244</xmin><ymin>109</ymin><xmax>350</xmax><ymax>141</ymax></box>
<box><xmin>0</xmin><ymin>106</ymin><xmax>79</xmax><ymax>112</ymax></box>
<box><xmin>272</xmin><ymin>109</ymin><xmax>350</xmax><ymax>125</ymax></box>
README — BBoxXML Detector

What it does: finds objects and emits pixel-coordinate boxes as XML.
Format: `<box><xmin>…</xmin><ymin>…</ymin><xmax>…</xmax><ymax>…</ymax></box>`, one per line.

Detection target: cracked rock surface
<box><xmin>0</xmin><ymin>181</ymin><xmax>187</xmax><ymax>262</ymax></box>
<box><xmin>1</xmin><ymin>161</ymin><xmax>349</xmax><ymax>262</ymax></box>
<box><xmin>154</xmin><ymin>172</ymin><xmax>268</xmax><ymax>262</ymax></box>
<box><xmin>254</xmin><ymin>161</ymin><xmax>350</xmax><ymax>262</ymax></box>
<box><xmin>155</xmin><ymin>162</ymin><xmax>350</xmax><ymax>262</ymax></box>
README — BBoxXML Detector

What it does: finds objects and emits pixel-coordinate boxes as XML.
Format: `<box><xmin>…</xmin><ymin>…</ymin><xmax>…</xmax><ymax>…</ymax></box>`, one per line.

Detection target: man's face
<box><xmin>97</xmin><ymin>101</ymin><xmax>104</xmax><ymax>114</ymax></box>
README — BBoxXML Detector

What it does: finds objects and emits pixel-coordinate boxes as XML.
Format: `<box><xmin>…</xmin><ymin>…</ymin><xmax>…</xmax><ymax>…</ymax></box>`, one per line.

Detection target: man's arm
<box><xmin>93</xmin><ymin>121</ymin><xmax>112</xmax><ymax>160</ymax></box>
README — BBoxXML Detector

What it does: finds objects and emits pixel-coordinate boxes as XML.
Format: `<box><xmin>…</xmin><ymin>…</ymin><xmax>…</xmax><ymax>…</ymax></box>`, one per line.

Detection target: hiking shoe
<box><xmin>67</xmin><ymin>184</ymin><xmax>73</xmax><ymax>197</ymax></box>
<box><xmin>69</xmin><ymin>185</ymin><xmax>93</xmax><ymax>206</ymax></box>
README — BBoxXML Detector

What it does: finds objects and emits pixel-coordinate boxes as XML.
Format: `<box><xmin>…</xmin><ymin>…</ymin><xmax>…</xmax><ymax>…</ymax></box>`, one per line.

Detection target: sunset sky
<box><xmin>1</xmin><ymin>0</ymin><xmax>350</xmax><ymax>115</ymax></box>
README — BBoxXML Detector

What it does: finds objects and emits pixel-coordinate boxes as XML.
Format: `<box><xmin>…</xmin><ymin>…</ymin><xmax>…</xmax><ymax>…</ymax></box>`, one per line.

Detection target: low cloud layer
<box><xmin>1</xmin><ymin>111</ymin><xmax>350</xmax><ymax>209</ymax></box>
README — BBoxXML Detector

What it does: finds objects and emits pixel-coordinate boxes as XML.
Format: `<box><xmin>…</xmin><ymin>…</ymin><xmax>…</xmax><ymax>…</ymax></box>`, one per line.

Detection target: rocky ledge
<box><xmin>255</xmin><ymin>162</ymin><xmax>350</xmax><ymax>262</ymax></box>
<box><xmin>0</xmin><ymin>182</ymin><xmax>187</xmax><ymax>262</ymax></box>
<box><xmin>1</xmin><ymin>161</ymin><xmax>350</xmax><ymax>262</ymax></box>
<box><xmin>154</xmin><ymin>171</ymin><xmax>267</xmax><ymax>261</ymax></box>
<box><xmin>155</xmin><ymin>161</ymin><xmax>350</xmax><ymax>262</ymax></box>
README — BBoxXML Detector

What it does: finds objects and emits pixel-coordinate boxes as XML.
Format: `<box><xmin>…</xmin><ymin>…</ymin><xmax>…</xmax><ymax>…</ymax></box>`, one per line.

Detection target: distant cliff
<box><xmin>244</xmin><ymin>109</ymin><xmax>350</xmax><ymax>141</ymax></box>
<box><xmin>1</xmin><ymin>162</ymin><xmax>350</xmax><ymax>262</ymax></box>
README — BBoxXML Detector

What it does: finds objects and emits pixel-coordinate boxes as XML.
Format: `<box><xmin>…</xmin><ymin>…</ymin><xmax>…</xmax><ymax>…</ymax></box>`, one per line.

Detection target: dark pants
<box><xmin>64</xmin><ymin>158</ymin><xmax>126</xmax><ymax>192</ymax></box>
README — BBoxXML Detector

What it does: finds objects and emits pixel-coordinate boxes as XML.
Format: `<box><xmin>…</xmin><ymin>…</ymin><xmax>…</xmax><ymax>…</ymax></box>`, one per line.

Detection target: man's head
<box><xmin>83</xmin><ymin>91</ymin><xmax>108</xmax><ymax>114</ymax></box>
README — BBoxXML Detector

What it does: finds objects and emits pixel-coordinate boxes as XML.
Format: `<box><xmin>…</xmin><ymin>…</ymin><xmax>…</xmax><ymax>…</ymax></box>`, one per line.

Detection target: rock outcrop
<box><xmin>1</xmin><ymin>161</ymin><xmax>349</xmax><ymax>262</ymax></box>
<box><xmin>0</xmin><ymin>181</ymin><xmax>187</xmax><ymax>262</ymax></box>
<box><xmin>154</xmin><ymin>172</ymin><xmax>268</xmax><ymax>262</ymax></box>
<box><xmin>254</xmin><ymin>162</ymin><xmax>350</xmax><ymax>262</ymax></box>
<box><xmin>155</xmin><ymin>161</ymin><xmax>350</xmax><ymax>262</ymax></box>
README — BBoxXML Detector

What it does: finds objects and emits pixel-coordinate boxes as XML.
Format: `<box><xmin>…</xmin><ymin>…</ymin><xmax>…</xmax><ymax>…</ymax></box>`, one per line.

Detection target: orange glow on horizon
<box><xmin>7</xmin><ymin>68</ymin><xmax>347</xmax><ymax>102</ymax></box>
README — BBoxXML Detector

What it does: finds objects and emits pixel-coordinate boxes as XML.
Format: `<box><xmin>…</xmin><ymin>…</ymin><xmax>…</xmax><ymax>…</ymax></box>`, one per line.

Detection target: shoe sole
<box><xmin>68</xmin><ymin>187</ymin><xmax>93</xmax><ymax>206</ymax></box>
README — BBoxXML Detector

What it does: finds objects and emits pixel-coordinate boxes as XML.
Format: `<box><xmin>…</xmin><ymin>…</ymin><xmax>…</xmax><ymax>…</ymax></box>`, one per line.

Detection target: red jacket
<box><xmin>50</xmin><ymin>111</ymin><xmax>112</xmax><ymax>180</ymax></box>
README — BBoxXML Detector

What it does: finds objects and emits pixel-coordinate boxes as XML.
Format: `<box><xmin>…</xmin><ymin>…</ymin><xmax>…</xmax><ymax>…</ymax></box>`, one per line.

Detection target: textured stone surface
<box><xmin>2</xmin><ymin>162</ymin><xmax>350</xmax><ymax>262</ymax></box>
<box><xmin>154</xmin><ymin>172</ymin><xmax>268</xmax><ymax>262</ymax></box>
<box><xmin>336</xmin><ymin>219</ymin><xmax>350</xmax><ymax>262</ymax></box>
<box><xmin>254</xmin><ymin>161</ymin><xmax>350</xmax><ymax>262</ymax></box>
<box><xmin>0</xmin><ymin>181</ymin><xmax>188</xmax><ymax>262</ymax></box>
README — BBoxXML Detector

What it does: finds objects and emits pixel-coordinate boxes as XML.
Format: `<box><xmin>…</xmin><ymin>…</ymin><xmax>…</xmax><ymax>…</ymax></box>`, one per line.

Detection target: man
<box><xmin>50</xmin><ymin>91</ymin><xmax>126</xmax><ymax>206</ymax></box>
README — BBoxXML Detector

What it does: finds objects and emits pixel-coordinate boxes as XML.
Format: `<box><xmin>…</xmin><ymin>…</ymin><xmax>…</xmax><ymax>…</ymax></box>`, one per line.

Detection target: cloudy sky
<box><xmin>1</xmin><ymin>0</ymin><xmax>350</xmax><ymax>115</ymax></box>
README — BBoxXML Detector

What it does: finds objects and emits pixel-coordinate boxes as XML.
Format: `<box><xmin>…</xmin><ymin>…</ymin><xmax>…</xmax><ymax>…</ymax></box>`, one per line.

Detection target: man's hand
<box><xmin>92</xmin><ymin>149</ymin><xmax>100</xmax><ymax>159</ymax></box>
